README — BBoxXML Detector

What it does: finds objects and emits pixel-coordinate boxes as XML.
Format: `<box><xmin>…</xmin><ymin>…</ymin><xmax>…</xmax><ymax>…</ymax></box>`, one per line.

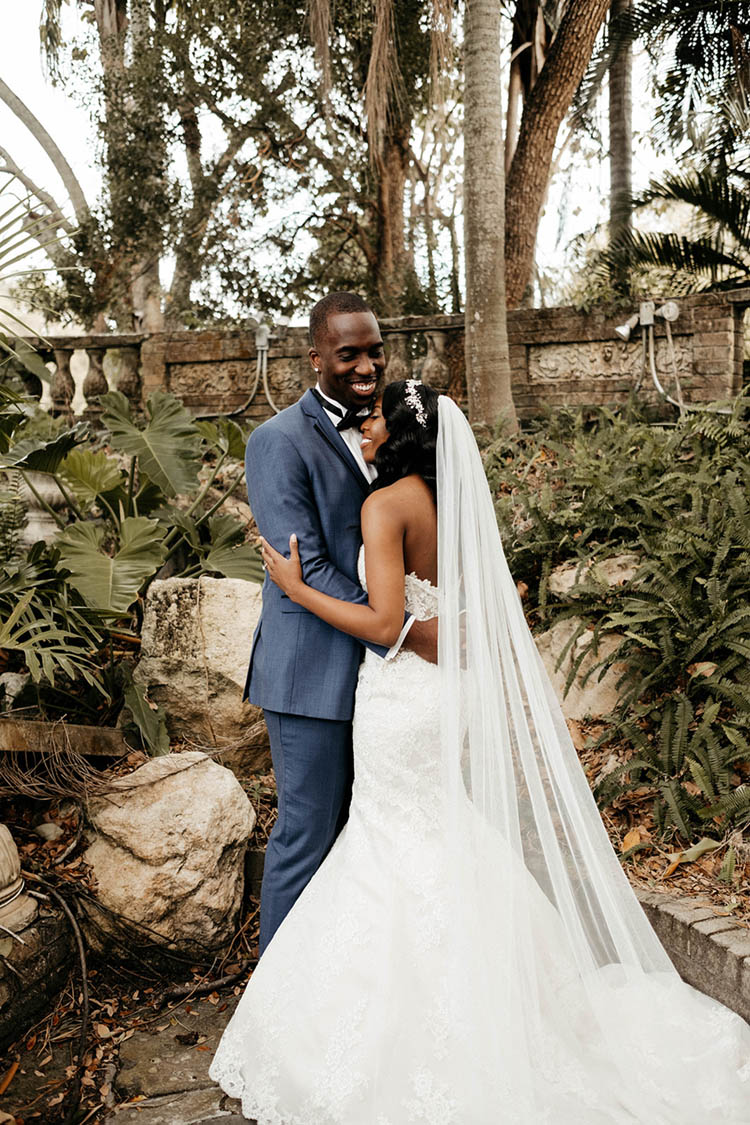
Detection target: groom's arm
<box><xmin>246</xmin><ymin>425</ymin><xmax>391</xmax><ymax>655</ymax></box>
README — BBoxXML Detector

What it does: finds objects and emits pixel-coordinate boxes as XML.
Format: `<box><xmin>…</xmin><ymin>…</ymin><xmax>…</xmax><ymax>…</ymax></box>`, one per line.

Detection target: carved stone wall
<box><xmin>21</xmin><ymin>288</ymin><xmax>750</xmax><ymax>424</ymax></box>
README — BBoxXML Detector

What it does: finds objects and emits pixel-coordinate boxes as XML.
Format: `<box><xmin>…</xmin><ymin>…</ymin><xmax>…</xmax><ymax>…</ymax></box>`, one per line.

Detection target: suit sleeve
<box><xmin>246</xmin><ymin>424</ymin><xmax>389</xmax><ymax>657</ymax></box>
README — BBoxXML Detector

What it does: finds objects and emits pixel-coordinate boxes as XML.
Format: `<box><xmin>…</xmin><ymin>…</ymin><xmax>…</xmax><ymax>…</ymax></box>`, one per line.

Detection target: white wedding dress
<box><xmin>212</xmin><ymin>397</ymin><xmax>750</xmax><ymax>1122</ymax></box>
<box><xmin>210</xmin><ymin>548</ymin><xmax>750</xmax><ymax>1124</ymax></box>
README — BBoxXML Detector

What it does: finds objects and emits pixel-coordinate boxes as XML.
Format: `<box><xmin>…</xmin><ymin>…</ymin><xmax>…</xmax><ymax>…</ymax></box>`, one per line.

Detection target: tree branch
<box><xmin>0</xmin><ymin>78</ymin><xmax>90</xmax><ymax>225</ymax></box>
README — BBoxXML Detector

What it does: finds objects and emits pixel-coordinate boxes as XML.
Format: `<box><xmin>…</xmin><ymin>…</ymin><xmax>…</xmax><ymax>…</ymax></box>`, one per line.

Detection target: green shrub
<box><xmin>485</xmin><ymin>396</ymin><xmax>750</xmax><ymax>840</ymax></box>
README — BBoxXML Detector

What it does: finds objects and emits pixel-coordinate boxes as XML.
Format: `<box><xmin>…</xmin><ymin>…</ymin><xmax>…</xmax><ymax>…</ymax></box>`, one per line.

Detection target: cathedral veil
<box><xmin>435</xmin><ymin>394</ymin><xmax>750</xmax><ymax>1119</ymax></box>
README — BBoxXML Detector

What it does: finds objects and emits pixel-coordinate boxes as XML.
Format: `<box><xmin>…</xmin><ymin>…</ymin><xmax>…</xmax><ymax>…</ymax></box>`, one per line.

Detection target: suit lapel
<box><xmin>301</xmin><ymin>389</ymin><xmax>370</xmax><ymax>496</ymax></box>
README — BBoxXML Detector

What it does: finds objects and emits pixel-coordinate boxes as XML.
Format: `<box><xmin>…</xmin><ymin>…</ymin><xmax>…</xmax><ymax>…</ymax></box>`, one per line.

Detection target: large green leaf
<box><xmin>123</xmin><ymin>678</ymin><xmax>170</xmax><ymax>757</ymax></box>
<box><xmin>202</xmin><ymin>540</ymin><xmax>264</xmax><ymax>582</ymax></box>
<box><xmin>101</xmin><ymin>390</ymin><xmax>201</xmax><ymax>498</ymax></box>
<box><xmin>56</xmin><ymin>516</ymin><xmax>167</xmax><ymax>614</ymax></box>
<box><xmin>0</xmin><ymin>424</ymin><xmax>89</xmax><ymax>473</ymax></box>
<box><xmin>196</xmin><ymin>416</ymin><xmax>250</xmax><ymax>460</ymax></box>
<box><xmin>59</xmin><ymin>448</ymin><xmax>125</xmax><ymax>509</ymax></box>
<box><xmin>200</xmin><ymin>513</ymin><xmax>262</xmax><ymax>582</ymax></box>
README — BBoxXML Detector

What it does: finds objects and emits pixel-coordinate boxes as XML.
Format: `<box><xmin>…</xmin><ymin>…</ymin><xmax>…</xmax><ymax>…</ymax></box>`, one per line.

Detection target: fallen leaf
<box><xmin>566</xmin><ymin>719</ymin><xmax>586</xmax><ymax>751</ymax></box>
<box><xmin>687</xmin><ymin>661</ymin><xmax>718</xmax><ymax>678</ymax></box>
<box><xmin>664</xmin><ymin>837</ymin><xmax>721</xmax><ymax>878</ymax></box>
<box><xmin>94</xmin><ymin>1023</ymin><xmax>111</xmax><ymax>1039</ymax></box>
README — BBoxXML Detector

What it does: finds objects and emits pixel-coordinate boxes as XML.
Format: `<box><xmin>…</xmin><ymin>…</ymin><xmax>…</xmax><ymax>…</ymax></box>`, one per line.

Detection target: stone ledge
<box><xmin>636</xmin><ymin>887</ymin><xmax>750</xmax><ymax>1023</ymax></box>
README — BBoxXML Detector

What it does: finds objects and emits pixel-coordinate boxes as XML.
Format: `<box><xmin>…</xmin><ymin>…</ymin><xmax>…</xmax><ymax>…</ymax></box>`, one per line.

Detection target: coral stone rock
<box><xmin>83</xmin><ymin>751</ymin><xmax>256</xmax><ymax>954</ymax></box>
<box><xmin>133</xmin><ymin>576</ymin><xmax>269</xmax><ymax>773</ymax></box>
<box><xmin>535</xmin><ymin>618</ymin><xmax>627</xmax><ymax>721</ymax></box>
<box><xmin>548</xmin><ymin>553</ymin><xmax>641</xmax><ymax>599</ymax></box>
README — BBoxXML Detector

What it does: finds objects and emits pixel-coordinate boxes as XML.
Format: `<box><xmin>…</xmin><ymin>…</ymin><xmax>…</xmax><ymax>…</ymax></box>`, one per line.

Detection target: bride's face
<box><xmin>360</xmin><ymin>398</ymin><xmax>389</xmax><ymax>463</ymax></box>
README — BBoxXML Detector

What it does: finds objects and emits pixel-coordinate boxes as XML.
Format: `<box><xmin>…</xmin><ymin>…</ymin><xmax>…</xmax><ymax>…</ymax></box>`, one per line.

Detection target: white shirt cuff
<box><xmin>385</xmin><ymin>615</ymin><xmax>415</xmax><ymax>660</ymax></box>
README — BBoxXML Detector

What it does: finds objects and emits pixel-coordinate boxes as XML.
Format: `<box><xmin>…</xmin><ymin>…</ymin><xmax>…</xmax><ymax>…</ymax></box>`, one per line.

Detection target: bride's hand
<box><xmin>260</xmin><ymin>534</ymin><xmax>304</xmax><ymax>599</ymax></box>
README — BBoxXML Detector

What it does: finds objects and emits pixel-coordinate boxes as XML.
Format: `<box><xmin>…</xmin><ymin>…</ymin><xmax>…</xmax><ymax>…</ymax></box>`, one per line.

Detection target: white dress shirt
<box><xmin>315</xmin><ymin>383</ymin><xmax>414</xmax><ymax>658</ymax></box>
<box><xmin>314</xmin><ymin>384</ymin><xmax>376</xmax><ymax>484</ymax></box>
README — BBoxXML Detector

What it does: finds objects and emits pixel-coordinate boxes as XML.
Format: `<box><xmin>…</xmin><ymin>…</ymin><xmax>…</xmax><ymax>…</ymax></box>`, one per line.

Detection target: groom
<box><xmin>245</xmin><ymin>291</ymin><xmax>436</xmax><ymax>954</ymax></box>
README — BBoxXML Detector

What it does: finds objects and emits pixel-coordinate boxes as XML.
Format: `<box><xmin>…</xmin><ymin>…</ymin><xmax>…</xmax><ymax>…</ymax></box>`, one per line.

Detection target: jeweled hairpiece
<box><xmin>404</xmin><ymin>379</ymin><xmax>427</xmax><ymax>427</ymax></box>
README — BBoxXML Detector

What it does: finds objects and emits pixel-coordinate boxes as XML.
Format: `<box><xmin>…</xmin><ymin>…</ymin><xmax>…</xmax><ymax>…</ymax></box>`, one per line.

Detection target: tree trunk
<box><xmin>608</xmin><ymin>0</ymin><xmax>633</xmax><ymax>293</ymax></box>
<box><xmin>505</xmin><ymin>0</ymin><xmax>609</xmax><ymax>308</ymax></box>
<box><xmin>373</xmin><ymin>127</ymin><xmax>413</xmax><ymax>316</ymax></box>
<box><xmin>463</xmin><ymin>0</ymin><xmax>516</xmax><ymax>434</ymax></box>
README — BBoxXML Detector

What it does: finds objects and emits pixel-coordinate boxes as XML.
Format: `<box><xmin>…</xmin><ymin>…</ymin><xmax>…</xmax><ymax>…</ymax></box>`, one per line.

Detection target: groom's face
<box><xmin>310</xmin><ymin>311</ymin><xmax>386</xmax><ymax>410</ymax></box>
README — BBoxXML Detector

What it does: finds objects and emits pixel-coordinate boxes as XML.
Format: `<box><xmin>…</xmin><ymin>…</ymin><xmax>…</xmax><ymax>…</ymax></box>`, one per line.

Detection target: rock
<box><xmin>83</xmin><ymin>751</ymin><xmax>256</xmax><ymax>955</ymax></box>
<box><xmin>548</xmin><ymin>553</ymin><xmax>640</xmax><ymax>599</ymax></box>
<box><xmin>133</xmin><ymin>577</ymin><xmax>270</xmax><ymax>775</ymax></box>
<box><xmin>33</xmin><ymin>822</ymin><xmax>64</xmax><ymax>842</ymax></box>
<box><xmin>116</xmin><ymin>999</ymin><xmax>238</xmax><ymax>1098</ymax></box>
<box><xmin>0</xmin><ymin>910</ymin><xmax>74</xmax><ymax>1053</ymax></box>
<box><xmin>535</xmin><ymin>617</ymin><xmax>627</xmax><ymax>720</ymax></box>
<box><xmin>109</xmin><ymin>1086</ymin><xmax>246</xmax><ymax>1124</ymax></box>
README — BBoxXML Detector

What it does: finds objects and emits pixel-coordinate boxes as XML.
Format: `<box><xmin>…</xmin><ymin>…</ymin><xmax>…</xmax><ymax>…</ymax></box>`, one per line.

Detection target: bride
<box><xmin>210</xmin><ymin>380</ymin><xmax>750</xmax><ymax>1123</ymax></box>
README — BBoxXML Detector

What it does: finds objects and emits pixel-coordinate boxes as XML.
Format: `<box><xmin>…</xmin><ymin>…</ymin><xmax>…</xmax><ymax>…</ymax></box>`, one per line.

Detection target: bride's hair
<box><xmin>371</xmin><ymin>380</ymin><xmax>440</xmax><ymax>499</ymax></box>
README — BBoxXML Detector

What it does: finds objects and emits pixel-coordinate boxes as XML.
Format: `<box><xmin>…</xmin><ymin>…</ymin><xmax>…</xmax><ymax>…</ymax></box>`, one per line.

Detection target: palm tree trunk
<box><xmin>0</xmin><ymin>79</ymin><xmax>90</xmax><ymax>225</ymax></box>
<box><xmin>608</xmin><ymin>0</ymin><xmax>633</xmax><ymax>293</ymax></box>
<box><xmin>505</xmin><ymin>0</ymin><xmax>610</xmax><ymax>308</ymax></box>
<box><xmin>463</xmin><ymin>0</ymin><xmax>517</xmax><ymax>434</ymax></box>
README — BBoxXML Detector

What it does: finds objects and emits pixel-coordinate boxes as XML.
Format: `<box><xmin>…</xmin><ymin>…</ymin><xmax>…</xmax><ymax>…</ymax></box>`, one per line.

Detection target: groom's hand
<box><xmin>403</xmin><ymin>616</ymin><xmax>438</xmax><ymax>664</ymax></box>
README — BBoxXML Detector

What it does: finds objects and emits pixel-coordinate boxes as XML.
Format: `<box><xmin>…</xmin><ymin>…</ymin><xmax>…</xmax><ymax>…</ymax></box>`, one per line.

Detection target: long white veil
<box><xmin>435</xmin><ymin>394</ymin><xmax>750</xmax><ymax>1120</ymax></box>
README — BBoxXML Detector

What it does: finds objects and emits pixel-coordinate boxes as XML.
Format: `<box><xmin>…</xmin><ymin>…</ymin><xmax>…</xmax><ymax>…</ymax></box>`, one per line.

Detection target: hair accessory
<box><xmin>404</xmin><ymin>380</ymin><xmax>427</xmax><ymax>427</ymax></box>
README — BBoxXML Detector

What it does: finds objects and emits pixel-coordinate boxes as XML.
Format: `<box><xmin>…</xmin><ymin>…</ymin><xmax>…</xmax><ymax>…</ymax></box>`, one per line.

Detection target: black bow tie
<box><xmin>336</xmin><ymin>408</ymin><xmax>367</xmax><ymax>432</ymax></box>
<box><xmin>311</xmin><ymin>387</ymin><xmax>368</xmax><ymax>432</ymax></box>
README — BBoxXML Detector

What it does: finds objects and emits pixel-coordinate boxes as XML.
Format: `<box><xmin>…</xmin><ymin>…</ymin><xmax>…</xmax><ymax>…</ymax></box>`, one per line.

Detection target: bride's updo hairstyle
<box><xmin>371</xmin><ymin>379</ymin><xmax>440</xmax><ymax>499</ymax></box>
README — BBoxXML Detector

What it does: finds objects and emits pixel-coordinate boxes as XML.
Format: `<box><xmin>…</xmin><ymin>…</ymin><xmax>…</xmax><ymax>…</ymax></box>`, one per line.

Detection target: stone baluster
<box><xmin>51</xmin><ymin>348</ymin><xmax>75</xmax><ymax>416</ymax></box>
<box><xmin>83</xmin><ymin>346</ymin><xmax>109</xmax><ymax>421</ymax></box>
<box><xmin>384</xmin><ymin>330</ymin><xmax>411</xmax><ymax>384</ymax></box>
<box><xmin>115</xmin><ymin>345</ymin><xmax>143</xmax><ymax>410</ymax></box>
<box><xmin>0</xmin><ymin>824</ymin><xmax>37</xmax><ymax>936</ymax></box>
<box><xmin>421</xmin><ymin>330</ymin><xmax>450</xmax><ymax>390</ymax></box>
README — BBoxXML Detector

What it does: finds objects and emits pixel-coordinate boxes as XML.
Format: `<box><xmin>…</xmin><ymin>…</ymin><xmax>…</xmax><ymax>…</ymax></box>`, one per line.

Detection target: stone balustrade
<box><xmin>10</xmin><ymin>286</ymin><xmax>749</xmax><ymax>424</ymax></box>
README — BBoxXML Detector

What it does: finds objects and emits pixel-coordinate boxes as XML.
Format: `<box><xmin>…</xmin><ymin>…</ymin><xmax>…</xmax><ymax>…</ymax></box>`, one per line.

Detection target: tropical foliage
<box><xmin>486</xmin><ymin>396</ymin><xmax>750</xmax><ymax>840</ymax></box>
<box><xmin>0</xmin><ymin>387</ymin><xmax>260</xmax><ymax>749</ymax></box>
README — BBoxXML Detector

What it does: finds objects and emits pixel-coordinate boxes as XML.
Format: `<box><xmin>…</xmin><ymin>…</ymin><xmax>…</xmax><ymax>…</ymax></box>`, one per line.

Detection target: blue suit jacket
<box><xmin>244</xmin><ymin>388</ymin><xmax>385</xmax><ymax>721</ymax></box>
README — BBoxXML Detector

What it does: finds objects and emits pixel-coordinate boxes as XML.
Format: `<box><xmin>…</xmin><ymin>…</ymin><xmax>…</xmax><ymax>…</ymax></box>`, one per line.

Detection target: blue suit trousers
<box><xmin>259</xmin><ymin>709</ymin><xmax>354</xmax><ymax>954</ymax></box>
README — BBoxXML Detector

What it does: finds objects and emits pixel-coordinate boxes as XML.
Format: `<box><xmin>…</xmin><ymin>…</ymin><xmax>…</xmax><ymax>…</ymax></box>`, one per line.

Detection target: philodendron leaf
<box><xmin>123</xmin><ymin>679</ymin><xmax>170</xmax><ymax>757</ymax></box>
<box><xmin>202</xmin><ymin>541</ymin><xmax>264</xmax><ymax>582</ymax></box>
<box><xmin>101</xmin><ymin>389</ymin><xmax>201</xmax><ymax>497</ymax></box>
<box><xmin>59</xmin><ymin>448</ymin><xmax>125</xmax><ymax>509</ymax></box>
<box><xmin>0</xmin><ymin>424</ymin><xmax>89</xmax><ymax>473</ymax></box>
<box><xmin>57</xmin><ymin>516</ymin><xmax>167</xmax><ymax>614</ymax></box>
<box><xmin>196</xmin><ymin>416</ymin><xmax>249</xmax><ymax>460</ymax></box>
<box><xmin>9</xmin><ymin>337</ymin><xmax>52</xmax><ymax>382</ymax></box>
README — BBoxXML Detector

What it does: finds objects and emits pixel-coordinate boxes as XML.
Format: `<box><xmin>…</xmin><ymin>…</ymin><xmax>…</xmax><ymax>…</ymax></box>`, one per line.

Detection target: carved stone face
<box><xmin>309</xmin><ymin>311</ymin><xmax>386</xmax><ymax>410</ymax></box>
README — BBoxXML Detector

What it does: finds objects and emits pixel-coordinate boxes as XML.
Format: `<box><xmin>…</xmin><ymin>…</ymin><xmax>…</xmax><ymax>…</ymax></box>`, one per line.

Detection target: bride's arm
<box><xmin>260</xmin><ymin>491</ymin><xmax>406</xmax><ymax>647</ymax></box>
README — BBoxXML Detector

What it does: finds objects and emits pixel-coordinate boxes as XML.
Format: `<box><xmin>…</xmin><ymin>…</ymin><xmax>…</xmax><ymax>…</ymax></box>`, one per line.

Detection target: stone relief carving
<box><xmin>528</xmin><ymin>337</ymin><xmax>692</xmax><ymax>385</ymax></box>
<box><xmin>167</xmin><ymin>357</ymin><xmax>306</xmax><ymax>403</ymax></box>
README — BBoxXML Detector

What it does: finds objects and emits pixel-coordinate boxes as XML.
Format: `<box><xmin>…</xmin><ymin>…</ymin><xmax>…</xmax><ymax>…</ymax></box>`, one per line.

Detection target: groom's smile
<box><xmin>309</xmin><ymin>309</ymin><xmax>386</xmax><ymax>411</ymax></box>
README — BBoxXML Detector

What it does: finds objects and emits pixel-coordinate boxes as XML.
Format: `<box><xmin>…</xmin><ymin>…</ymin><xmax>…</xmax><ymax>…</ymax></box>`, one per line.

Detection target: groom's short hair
<box><xmin>309</xmin><ymin>292</ymin><xmax>373</xmax><ymax>348</ymax></box>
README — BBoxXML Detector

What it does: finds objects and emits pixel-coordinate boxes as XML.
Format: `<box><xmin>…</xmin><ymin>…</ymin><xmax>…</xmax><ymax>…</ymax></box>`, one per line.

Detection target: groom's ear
<box><xmin>308</xmin><ymin>346</ymin><xmax>320</xmax><ymax>374</ymax></box>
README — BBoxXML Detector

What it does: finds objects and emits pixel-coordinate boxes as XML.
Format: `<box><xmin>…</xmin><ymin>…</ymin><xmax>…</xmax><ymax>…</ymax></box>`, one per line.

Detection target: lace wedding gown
<box><xmin>210</xmin><ymin>550</ymin><xmax>750</xmax><ymax>1124</ymax></box>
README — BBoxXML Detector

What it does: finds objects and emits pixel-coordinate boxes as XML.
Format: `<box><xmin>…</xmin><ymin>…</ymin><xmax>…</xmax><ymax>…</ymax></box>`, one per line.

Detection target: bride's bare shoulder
<box><xmin>362</xmin><ymin>476</ymin><xmax>432</xmax><ymax>513</ymax></box>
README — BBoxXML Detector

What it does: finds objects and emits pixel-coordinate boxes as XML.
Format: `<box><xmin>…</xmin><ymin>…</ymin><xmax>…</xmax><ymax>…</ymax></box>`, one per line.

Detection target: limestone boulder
<box><xmin>83</xmin><ymin>751</ymin><xmax>256</xmax><ymax>955</ymax></box>
<box><xmin>132</xmin><ymin>576</ymin><xmax>269</xmax><ymax>774</ymax></box>
<box><xmin>548</xmin><ymin>553</ymin><xmax>641</xmax><ymax>600</ymax></box>
<box><xmin>535</xmin><ymin>617</ymin><xmax>628</xmax><ymax>721</ymax></box>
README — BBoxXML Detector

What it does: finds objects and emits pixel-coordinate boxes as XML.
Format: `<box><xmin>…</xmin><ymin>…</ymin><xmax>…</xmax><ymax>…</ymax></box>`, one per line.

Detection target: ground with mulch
<box><xmin>1</xmin><ymin>732</ymin><xmax>747</xmax><ymax>1123</ymax></box>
